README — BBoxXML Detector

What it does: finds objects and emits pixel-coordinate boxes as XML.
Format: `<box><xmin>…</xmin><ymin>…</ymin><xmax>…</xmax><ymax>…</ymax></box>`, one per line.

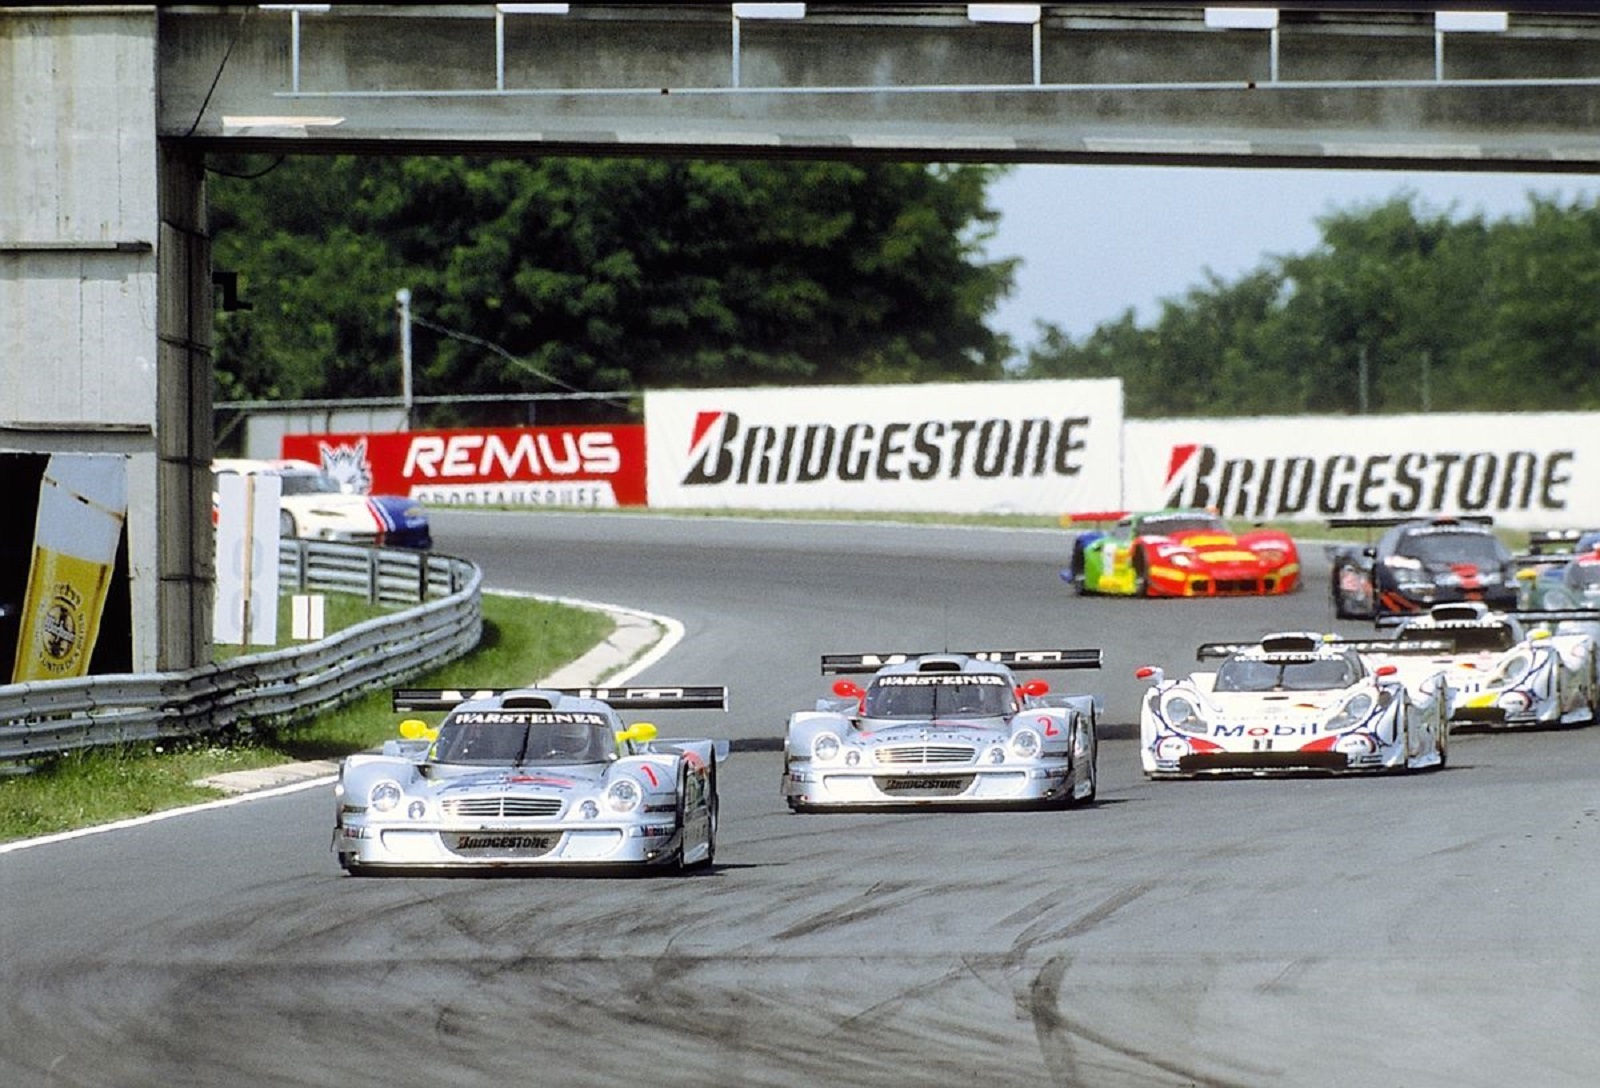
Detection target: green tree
<box><xmin>208</xmin><ymin>155</ymin><xmax>1016</xmax><ymax>415</ymax></box>
<box><xmin>1018</xmin><ymin>190</ymin><xmax>1600</xmax><ymax>416</ymax></box>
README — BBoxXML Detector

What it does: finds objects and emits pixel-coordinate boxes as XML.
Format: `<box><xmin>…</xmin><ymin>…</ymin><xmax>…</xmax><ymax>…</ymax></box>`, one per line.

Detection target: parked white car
<box><xmin>212</xmin><ymin>458</ymin><xmax>432</xmax><ymax>549</ymax></box>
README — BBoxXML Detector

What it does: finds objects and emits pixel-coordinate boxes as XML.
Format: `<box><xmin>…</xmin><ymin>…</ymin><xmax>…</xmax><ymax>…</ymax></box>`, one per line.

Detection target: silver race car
<box><xmin>1376</xmin><ymin>603</ymin><xmax>1600</xmax><ymax>728</ymax></box>
<box><xmin>782</xmin><ymin>648</ymin><xmax>1103</xmax><ymax>811</ymax></box>
<box><xmin>1135</xmin><ymin>632</ymin><xmax>1451</xmax><ymax>777</ymax></box>
<box><xmin>333</xmin><ymin>685</ymin><xmax>728</xmax><ymax>874</ymax></box>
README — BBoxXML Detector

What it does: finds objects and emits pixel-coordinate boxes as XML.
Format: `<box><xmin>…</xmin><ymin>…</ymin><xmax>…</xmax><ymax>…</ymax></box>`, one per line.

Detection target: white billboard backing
<box><xmin>646</xmin><ymin>380</ymin><xmax>1124</xmax><ymax>515</ymax></box>
<box><xmin>1125</xmin><ymin>413</ymin><xmax>1600</xmax><ymax>530</ymax></box>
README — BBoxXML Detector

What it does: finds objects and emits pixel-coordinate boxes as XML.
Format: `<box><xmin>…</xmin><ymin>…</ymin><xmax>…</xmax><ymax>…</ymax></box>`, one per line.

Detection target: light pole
<box><xmin>395</xmin><ymin>288</ymin><xmax>414</xmax><ymax>429</ymax></box>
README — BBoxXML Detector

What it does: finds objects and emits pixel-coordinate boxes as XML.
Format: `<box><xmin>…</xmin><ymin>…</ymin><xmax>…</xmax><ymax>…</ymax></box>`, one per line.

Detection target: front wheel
<box><xmin>1132</xmin><ymin>550</ymin><xmax>1150</xmax><ymax>597</ymax></box>
<box><xmin>1077</xmin><ymin>725</ymin><xmax>1098</xmax><ymax>803</ymax></box>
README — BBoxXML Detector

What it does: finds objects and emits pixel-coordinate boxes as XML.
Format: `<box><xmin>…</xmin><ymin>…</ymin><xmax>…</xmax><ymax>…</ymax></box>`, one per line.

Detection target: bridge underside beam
<box><xmin>158</xmin><ymin>4</ymin><xmax>1600</xmax><ymax>171</ymax></box>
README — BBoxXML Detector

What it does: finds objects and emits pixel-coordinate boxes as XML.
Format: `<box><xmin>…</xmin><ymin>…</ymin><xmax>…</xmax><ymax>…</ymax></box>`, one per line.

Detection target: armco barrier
<box><xmin>0</xmin><ymin>541</ymin><xmax>482</xmax><ymax>762</ymax></box>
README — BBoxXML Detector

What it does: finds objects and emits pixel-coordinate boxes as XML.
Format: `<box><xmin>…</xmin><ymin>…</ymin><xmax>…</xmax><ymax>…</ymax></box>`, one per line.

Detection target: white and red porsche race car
<box><xmin>1135</xmin><ymin>632</ymin><xmax>1451</xmax><ymax>777</ymax></box>
<box><xmin>1375</xmin><ymin>603</ymin><xmax>1600</xmax><ymax>729</ymax></box>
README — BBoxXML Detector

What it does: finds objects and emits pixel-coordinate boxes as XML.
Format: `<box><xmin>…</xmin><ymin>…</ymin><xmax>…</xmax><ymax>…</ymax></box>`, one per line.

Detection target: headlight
<box><xmin>1486</xmin><ymin>653</ymin><xmax>1532</xmax><ymax>687</ymax></box>
<box><xmin>1009</xmin><ymin>728</ymin><xmax>1042</xmax><ymax>760</ymax></box>
<box><xmin>1170</xmin><ymin>553</ymin><xmax>1194</xmax><ymax>568</ymax></box>
<box><xmin>812</xmin><ymin>733</ymin><xmax>842</xmax><ymax>762</ymax></box>
<box><xmin>1326</xmin><ymin>692</ymin><xmax>1376</xmax><ymax>731</ymax></box>
<box><xmin>369</xmin><ymin>781</ymin><xmax>403</xmax><ymax>813</ymax></box>
<box><xmin>406</xmin><ymin>800</ymin><xmax>427</xmax><ymax>820</ymax></box>
<box><xmin>1161</xmin><ymin>694</ymin><xmax>1205</xmax><ymax>733</ymax></box>
<box><xmin>606</xmin><ymin>778</ymin><xmax>643</xmax><ymax>814</ymax></box>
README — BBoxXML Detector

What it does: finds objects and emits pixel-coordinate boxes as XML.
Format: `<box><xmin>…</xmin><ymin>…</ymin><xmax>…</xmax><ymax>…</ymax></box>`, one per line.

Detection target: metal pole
<box><xmin>396</xmin><ymin>288</ymin><xmax>414</xmax><ymax>428</ymax></box>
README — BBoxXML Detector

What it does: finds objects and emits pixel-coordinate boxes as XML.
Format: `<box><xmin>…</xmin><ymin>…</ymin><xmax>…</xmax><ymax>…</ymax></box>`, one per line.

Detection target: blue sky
<box><xmin>983</xmin><ymin>163</ymin><xmax>1600</xmax><ymax>348</ymax></box>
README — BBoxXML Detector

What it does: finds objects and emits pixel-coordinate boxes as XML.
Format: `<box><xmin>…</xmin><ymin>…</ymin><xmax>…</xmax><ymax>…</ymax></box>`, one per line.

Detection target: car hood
<box><xmin>426</xmin><ymin>766</ymin><xmax>606</xmax><ymax>795</ymax></box>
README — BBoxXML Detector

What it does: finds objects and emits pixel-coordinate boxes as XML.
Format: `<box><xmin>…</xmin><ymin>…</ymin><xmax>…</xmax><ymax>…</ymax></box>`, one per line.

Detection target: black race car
<box><xmin>1326</xmin><ymin>516</ymin><xmax>1517</xmax><ymax>619</ymax></box>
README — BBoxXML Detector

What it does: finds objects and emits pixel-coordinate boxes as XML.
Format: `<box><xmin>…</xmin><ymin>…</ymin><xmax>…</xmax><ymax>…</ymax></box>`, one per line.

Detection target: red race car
<box><xmin>1061</xmin><ymin>508</ymin><xmax>1300</xmax><ymax>598</ymax></box>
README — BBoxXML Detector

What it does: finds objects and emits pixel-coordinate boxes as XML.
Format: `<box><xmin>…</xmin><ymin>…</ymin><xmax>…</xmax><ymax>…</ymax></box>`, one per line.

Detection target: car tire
<box><xmin>671</xmin><ymin>764</ymin><xmax>690</xmax><ymax>871</ymax></box>
<box><xmin>1132</xmin><ymin>550</ymin><xmax>1149</xmax><ymax>597</ymax></box>
<box><xmin>1068</xmin><ymin>540</ymin><xmax>1089</xmax><ymax>594</ymax></box>
<box><xmin>1078</xmin><ymin>731</ymin><xmax>1098</xmax><ymax>805</ymax></box>
<box><xmin>1331</xmin><ymin>564</ymin><xmax>1352</xmax><ymax>618</ymax></box>
<box><xmin>703</xmin><ymin>760</ymin><xmax>718</xmax><ymax>867</ymax></box>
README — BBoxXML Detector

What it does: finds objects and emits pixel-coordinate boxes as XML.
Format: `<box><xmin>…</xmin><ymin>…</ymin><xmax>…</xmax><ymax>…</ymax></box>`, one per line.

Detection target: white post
<box><xmin>396</xmin><ymin>288</ymin><xmax>413</xmax><ymax>428</ymax></box>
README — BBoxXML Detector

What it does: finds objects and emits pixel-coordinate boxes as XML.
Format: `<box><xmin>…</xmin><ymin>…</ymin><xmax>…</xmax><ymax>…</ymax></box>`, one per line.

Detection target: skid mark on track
<box><xmin>770</xmin><ymin>881</ymin><xmax>922</xmax><ymax>940</ymax></box>
<box><xmin>1026</xmin><ymin>954</ymin><xmax>1269</xmax><ymax>1088</ymax></box>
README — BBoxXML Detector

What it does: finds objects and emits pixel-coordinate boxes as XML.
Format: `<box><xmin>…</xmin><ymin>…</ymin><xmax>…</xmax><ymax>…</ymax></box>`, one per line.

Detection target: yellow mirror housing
<box><xmin>399</xmin><ymin>718</ymin><xmax>438</xmax><ymax>741</ymax></box>
<box><xmin>616</xmin><ymin>722</ymin><xmax>659</xmax><ymax>746</ymax></box>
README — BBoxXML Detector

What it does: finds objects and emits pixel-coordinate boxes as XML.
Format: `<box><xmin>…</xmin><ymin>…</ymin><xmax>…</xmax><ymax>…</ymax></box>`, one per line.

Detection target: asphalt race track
<box><xmin>2</xmin><ymin>511</ymin><xmax>1597</xmax><ymax>1087</ymax></box>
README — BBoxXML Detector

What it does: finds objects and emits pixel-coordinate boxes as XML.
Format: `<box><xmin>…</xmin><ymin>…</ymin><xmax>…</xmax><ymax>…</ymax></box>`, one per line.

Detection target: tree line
<box><xmin>208</xmin><ymin>156</ymin><xmax>1599</xmax><ymax>422</ymax></box>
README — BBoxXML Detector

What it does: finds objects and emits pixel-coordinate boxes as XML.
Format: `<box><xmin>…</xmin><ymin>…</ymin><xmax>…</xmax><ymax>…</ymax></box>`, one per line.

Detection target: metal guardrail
<box><xmin>0</xmin><ymin>540</ymin><xmax>482</xmax><ymax>762</ymax></box>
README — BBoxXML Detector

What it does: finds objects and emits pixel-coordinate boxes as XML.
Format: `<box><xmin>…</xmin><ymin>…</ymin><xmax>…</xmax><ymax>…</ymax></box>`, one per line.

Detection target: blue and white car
<box><xmin>213</xmin><ymin>457</ymin><xmax>432</xmax><ymax>549</ymax></box>
<box><xmin>782</xmin><ymin>648</ymin><xmax>1102</xmax><ymax>811</ymax></box>
<box><xmin>333</xmin><ymin>685</ymin><xmax>729</xmax><ymax>873</ymax></box>
<box><xmin>1135</xmin><ymin>632</ymin><xmax>1450</xmax><ymax>777</ymax></box>
<box><xmin>1376</xmin><ymin>603</ymin><xmax>1600</xmax><ymax>729</ymax></box>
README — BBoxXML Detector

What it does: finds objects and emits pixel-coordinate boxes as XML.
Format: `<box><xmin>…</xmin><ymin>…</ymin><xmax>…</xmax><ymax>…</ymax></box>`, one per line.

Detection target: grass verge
<box><xmin>0</xmin><ymin>593</ymin><xmax>614</xmax><ymax>845</ymax></box>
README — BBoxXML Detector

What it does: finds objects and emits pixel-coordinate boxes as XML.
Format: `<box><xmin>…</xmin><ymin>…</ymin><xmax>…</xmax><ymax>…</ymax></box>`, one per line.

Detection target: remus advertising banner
<box><xmin>281</xmin><ymin>426</ymin><xmax>647</xmax><ymax>508</ymax></box>
<box><xmin>645</xmin><ymin>380</ymin><xmax>1124</xmax><ymax>515</ymax></box>
<box><xmin>1125</xmin><ymin>413</ymin><xmax>1600</xmax><ymax>530</ymax></box>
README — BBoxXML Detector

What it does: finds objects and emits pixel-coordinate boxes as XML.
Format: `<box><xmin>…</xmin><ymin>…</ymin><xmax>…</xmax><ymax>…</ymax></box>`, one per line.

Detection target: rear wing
<box><xmin>1514</xmin><ymin>608</ymin><xmax>1600</xmax><ymax>627</ymax></box>
<box><xmin>393</xmin><ymin>686</ymin><xmax>729</xmax><ymax>712</ymax></box>
<box><xmin>821</xmin><ymin>649</ymin><xmax>1102</xmax><ymax>674</ymax></box>
<box><xmin>1327</xmin><ymin>515</ymin><xmax>1494</xmax><ymax>530</ymax></box>
<box><xmin>1526</xmin><ymin>529</ymin><xmax>1598</xmax><ymax>555</ymax></box>
<box><xmin>1197</xmin><ymin>638</ymin><xmax>1453</xmax><ymax>660</ymax></box>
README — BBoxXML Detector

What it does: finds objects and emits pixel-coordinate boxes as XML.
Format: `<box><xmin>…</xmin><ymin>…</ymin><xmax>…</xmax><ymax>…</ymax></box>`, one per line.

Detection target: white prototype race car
<box><xmin>782</xmin><ymin>648</ymin><xmax>1103</xmax><ymax>811</ymax></box>
<box><xmin>1135</xmin><ymin>632</ymin><xmax>1451</xmax><ymax>777</ymax></box>
<box><xmin>333</xmin><ymin>685</ymin><xmax>728</xmax><ymax>873</ymax></box>
<box><xmin>1376</xmin><ymin>602</ymin><xmax>1600</xmax><ymax>729</ymax></box>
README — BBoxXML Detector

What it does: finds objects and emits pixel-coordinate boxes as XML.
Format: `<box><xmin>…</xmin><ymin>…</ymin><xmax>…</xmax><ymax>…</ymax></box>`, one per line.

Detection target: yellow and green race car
<box><xmin>1061</xmin><ymin>508</ymin><xmax>1299</xmax><ymax>598</ymax></box>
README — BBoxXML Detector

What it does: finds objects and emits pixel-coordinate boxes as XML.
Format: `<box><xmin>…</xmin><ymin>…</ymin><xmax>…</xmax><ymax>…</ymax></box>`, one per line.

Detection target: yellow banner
<box><xmin>10</xmin><ymin>548</ymin><xmax>114</xmax><ymax>683</ymax></box>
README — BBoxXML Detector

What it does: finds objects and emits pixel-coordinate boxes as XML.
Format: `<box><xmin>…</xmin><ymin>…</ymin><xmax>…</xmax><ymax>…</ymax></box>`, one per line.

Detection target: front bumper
<box><xmin>783</xmin><ymin>761</ymin><xmax>1076</xmax><ymax>807</ymax></box>
<box><xmin>333</xmin><ymin>819</ymin><xmax>681</xmax><ymax>868</ymax></box>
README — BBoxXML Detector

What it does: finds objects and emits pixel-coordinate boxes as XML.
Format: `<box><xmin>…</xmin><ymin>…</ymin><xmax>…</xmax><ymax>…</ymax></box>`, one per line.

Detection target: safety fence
<box><xmin>0</xmin><ymin>541</ymin><xmax>482</xmax><ymax>762</ymax></box>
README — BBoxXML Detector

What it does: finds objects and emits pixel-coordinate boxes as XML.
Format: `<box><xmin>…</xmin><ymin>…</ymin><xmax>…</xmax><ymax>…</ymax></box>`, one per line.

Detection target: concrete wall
<box><xmin>1</xmin><ymin>8</ymin><xmax>210</xmax><ymax>671</ymax></box>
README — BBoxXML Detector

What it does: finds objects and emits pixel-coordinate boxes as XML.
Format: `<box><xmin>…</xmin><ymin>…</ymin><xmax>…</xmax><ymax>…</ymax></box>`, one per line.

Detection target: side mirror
<box><xmin>1019</xmin><ymin>679</ymin><xmax>1050</xmax><ymax>697</ymax></box>
<box><xmin>617</xmin><ymin>722</ymin><xmax>659</xmax><ymax>747</ymax></box>
<box><xmin>398</xmin><ymin>718</ymin><xmax>437</xmax><ymax>741</ymax></box>
<box><xmin>832</xmin><ymin>679</ymin><xmax>864</xmax><ymax>699</ymax></box>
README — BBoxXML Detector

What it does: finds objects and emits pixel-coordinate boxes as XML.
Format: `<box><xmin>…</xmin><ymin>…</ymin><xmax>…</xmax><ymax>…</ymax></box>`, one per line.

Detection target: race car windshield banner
<box><xmin>645</xmin><ymin>380</ymin><xmax>1123</xmax><ymax>515</ymax></box>
<box><xmin>281</xmin><ymin>426</ymin><xmax>646</xmax><ymax>507</ymax></box>
<box><xmin>1125</xmin><ymin>413</ymin><xmax>1600</xmax><ymax>531</ymax></box>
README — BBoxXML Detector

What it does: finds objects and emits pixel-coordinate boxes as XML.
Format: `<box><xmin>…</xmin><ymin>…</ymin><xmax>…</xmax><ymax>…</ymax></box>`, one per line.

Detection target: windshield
<box><xmin>863</xmin><ymin>675</ymin><xmax>1011</xmax><ymax>719</ymax></box>
<box><xmin>1567</xmin><ymin>564</ymin><xmax>1600</xmax><ymax>590</ymax></box>
<box><xmin>1398</xmin><ymin>531</ymin><xmax>1504</xmax><ymax>566</ymax></box>
<box><xmin>432</xmin><ymin>711</ymin><xmax>612</xmax><ymax>764</ymax></box>
<box><xmin>1213</xmin><ymin>657</ymin><xmax>1357</xmax><ymax>693</ymax></box>
<box><xmin>277</xmin><ymin>472</ymin><xmax>343</xmax><ymax>497</ymax></box>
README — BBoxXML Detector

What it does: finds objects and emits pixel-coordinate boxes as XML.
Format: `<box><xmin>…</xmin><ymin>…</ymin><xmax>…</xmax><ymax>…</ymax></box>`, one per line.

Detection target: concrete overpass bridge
<box><xmin>5</xmin><ymin>2</ymin><xmax>1600</xmax><ymax>671</ymax></box>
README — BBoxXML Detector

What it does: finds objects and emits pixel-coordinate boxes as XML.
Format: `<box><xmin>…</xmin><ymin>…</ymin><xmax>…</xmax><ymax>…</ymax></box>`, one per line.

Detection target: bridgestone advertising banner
<box><xmin>281</xmin><ymin>426</ymin><xmax>647</xmax><ymax>507</ymax></box>
<box><xmin>1125</xmin><ymin>413</ymin><xmax>1600</xmax><ymax>530</ymax></box>
<box><xmin>645</xmin><ymin>380</ymin><xmax>1124</xmax><ymax>514</ymax></box>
